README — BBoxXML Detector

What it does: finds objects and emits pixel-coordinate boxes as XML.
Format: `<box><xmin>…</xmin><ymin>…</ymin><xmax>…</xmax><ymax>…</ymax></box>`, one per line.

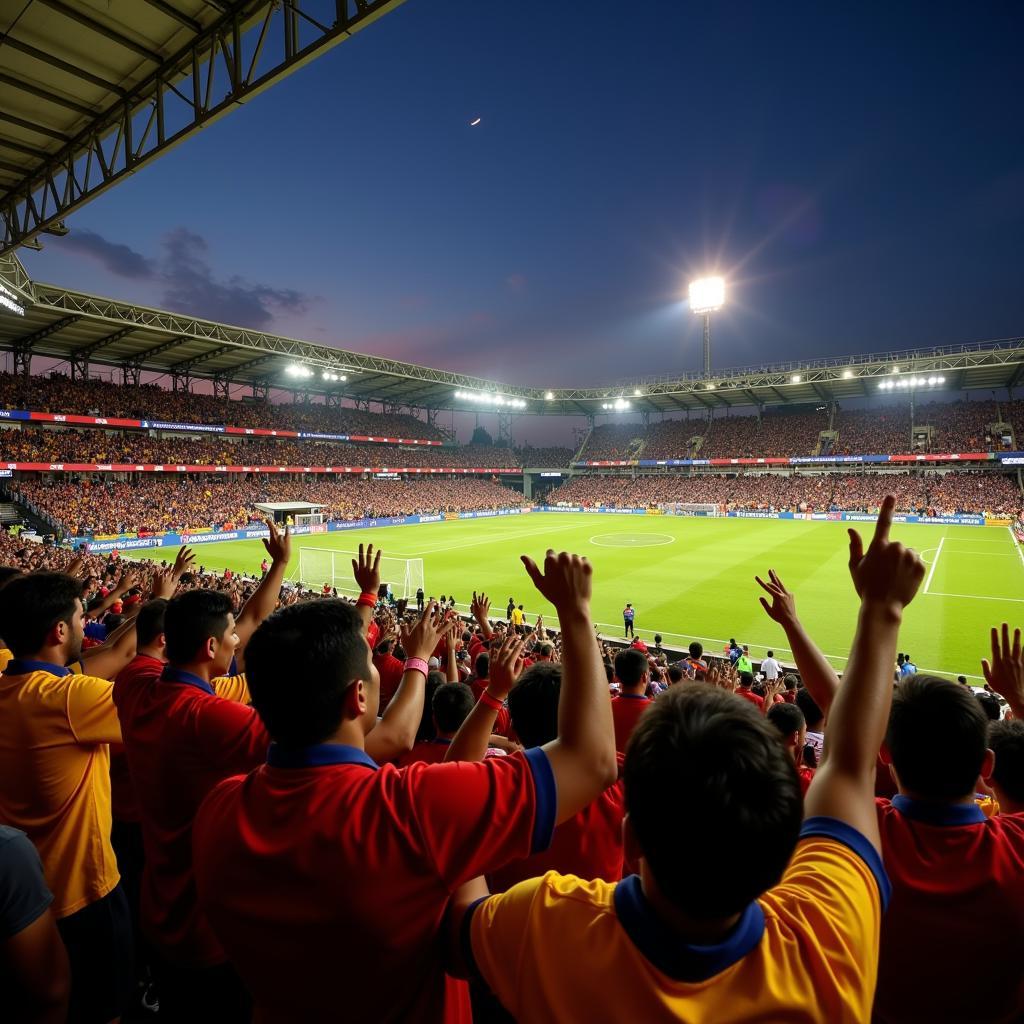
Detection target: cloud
<box><xmin>50</xmin><ymin>227</ymin><xmax>316</xmax><ymax>331</ymax></box>
<box><xmin>159</xmin><ymin>227</ymin><xmax>313</xmax><ymax>330</ymax></box>
<box><xmin>54</xmin><ymin>229</ymin><xmax>156</xmax><ymax>279</ymax></box>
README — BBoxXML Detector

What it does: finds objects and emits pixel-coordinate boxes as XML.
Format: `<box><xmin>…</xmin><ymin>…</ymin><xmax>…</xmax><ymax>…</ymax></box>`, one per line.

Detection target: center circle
<box><xmin>589</xmin><ymin>532</ymin><xmax>675</xmax><ymax>548</ymax></box>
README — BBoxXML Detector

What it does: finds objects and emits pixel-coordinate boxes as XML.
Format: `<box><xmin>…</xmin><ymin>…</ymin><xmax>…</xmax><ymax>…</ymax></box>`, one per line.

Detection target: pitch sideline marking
<box><xmin>922</xmin><ymin>536</ymin><xmax>945</xmax><ymax>594</ymax></box>
<box><xmin>588</xmin><ymin>533</ymin><xmax>675</xmax><ymax>548</ymax></box>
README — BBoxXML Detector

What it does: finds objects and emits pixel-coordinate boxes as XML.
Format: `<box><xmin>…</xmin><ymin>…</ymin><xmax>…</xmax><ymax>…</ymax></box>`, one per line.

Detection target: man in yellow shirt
<box><xmin>451</xmin><ymin>497</ymin><xmax>925</xmax><ymax>1023</ymax></box>
<box><xmin>0</xmin><ymin>572</ymin><xmax>133</xmax><ymax>1024</ymax></box>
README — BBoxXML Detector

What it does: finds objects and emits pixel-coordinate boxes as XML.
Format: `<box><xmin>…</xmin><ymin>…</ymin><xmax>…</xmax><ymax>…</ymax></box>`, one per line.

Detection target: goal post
<box><xmin>298</xmin><ymin>547</ymin><xmax>425</xmax><ymax>599</ymax></box>
<box><xmin>663</xmin><ymin>502</ymin><xmax>724</xmax><ymax>517</ymax></box>
<box><xmin>294</xmin><ymin>513</ymin><xmax>325</xmax><ymax>528</ymax></box>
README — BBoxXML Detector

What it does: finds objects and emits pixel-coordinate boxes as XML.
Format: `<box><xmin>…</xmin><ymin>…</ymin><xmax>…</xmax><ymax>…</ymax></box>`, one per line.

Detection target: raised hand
<box><xmin>488</xmin><ymin>633</ymin><xmax>525</xmax><ymax>699</ymax></box>
<box><xmin>846</xmin><ymin>495</ymin><xmax>925</xmax><ymax>611</ymax></box>
<box><xmin>151</xmin><ymin>566</ymin><xmax>178</xmax><ymax>601</ymax></box>
<box><xmin>262</xmin><ymin>520</ymin><xmax>291</xmax><ymax>565</ymax></box>
<box><xmin>172</xmin><ymin>545</ymin><xmax>196</xmax><ymax>580</ymax></box>
<box><xmin>352</xmin><ymin>542</ymin><xmax>381</xmax><ymax>596</ymax></box>
<box><xmin>755</xmin><ymin>569</ymin><xmax>798</xmax><ymax>629</ymax></box>
<box><xmin>520</xmin><ymin>549</ymin><xmax>592</xmax><ymax>612</ymax></box>
<box><xmin>470</xmin><ymin>591</ymin><xmax>491</xmax><ymax>624</ymax></box>
<box><xmin>981</xmin><ymin>623</ymin><xmax>1024</xmax><ymax>718</ymax></box>
<box><xmin>400</xmin><ymin>601</ymin><xmax>446</xmax><ymax>662</ymax></box>
<box><xmin>114</xmin><ymin>571</ymin><xmax>139</xmax><ymax>596</ymax></box>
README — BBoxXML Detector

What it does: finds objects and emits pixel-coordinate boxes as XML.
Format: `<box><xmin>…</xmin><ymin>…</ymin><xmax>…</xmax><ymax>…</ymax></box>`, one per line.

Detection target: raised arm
<box><xmin>470</xmin><ymin>591</ymin><xmax>494</xmax><ymax>641</ymax></box>
<box><xmin>522</xmin><ymin>550</ymin><xmax>617</xmax><ymax>823</ymax></box>
<box><xmin>350</xmin><ymin>543</ymin><xmax>381</xmax><ymax>637</ymax></box>
<box><xmin>804</xmin><ymin>496</ymin><xmax>925</xmax><ymax>850</ymax></box>
<box><xmin>445</xmin><ymin>622</ymin><xmax>460</xmax><ymax>683</ymax></box>
<box><xmin>234</xmin><ymin>523</ymin><xmax>291</xmax><ymax>657</ymax></box>
<box><xmin>364</xmin><ymin>603</ymin><xmax>446</xmax><ymax>763</ymax></box>
<box><xmin>981</xmin><ymin>623</ymin><xmax>1024</xmax><ymax>720</ymax></box>
<box><xmin>445</xmin><ymin>632</ymin><xmax>524</xmax><ymax>763</ymax></box>
<box><xmin>756</xmin><ymin>568</ymin><xmax>840</xmax><ymax>714</ymax></box>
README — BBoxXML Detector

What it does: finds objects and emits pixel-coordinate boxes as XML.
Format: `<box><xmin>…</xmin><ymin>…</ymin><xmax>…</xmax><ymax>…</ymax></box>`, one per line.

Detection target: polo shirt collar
<box><xmin>5</xmin><ymin>657</ymin><xmax>71</xmax><ymax>677</ymax></box>
<box><xmin>160</xmin><ymin>665</ymin><xmax>215</xmax><ymax>695</ymax></box>
<box><xmin>617</xmin><ymin>692</ymin><xmax>650</xmax><ymax>700</ymax></box>
<box><xmin>430</xmin><ymin>737</ymin><xmax>452</xmax><ymax>745</ymax></box>
<box><xmin>613</xmin><ymin>874</ymin><xmax>765</xmax><ymax>982</ymax></box>
<box><xmin>267</xmin><ymin>742</ymin><xmax>379</xmax><ymax>771</ymax></box>
<box><xmin>892</xmin><ymin>794</ymin><xmax>986</xmax><ymax>826</ymax></box>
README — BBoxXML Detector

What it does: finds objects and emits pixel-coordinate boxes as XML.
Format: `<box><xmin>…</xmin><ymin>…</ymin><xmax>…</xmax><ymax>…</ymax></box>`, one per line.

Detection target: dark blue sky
<box><xmin>22</xmin><ymin>0</ymin><xmax>1024</xmax><ymax>394</ymax></box>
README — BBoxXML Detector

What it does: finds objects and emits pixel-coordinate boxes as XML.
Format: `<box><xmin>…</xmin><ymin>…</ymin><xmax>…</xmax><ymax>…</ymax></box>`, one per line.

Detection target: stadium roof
<box><xmin>0</xmin><ymin>0</ymin><xmax>406</xmax><ymax>254</ymax></box>
<box><xmin>3</xmin><ymin>250</ymin><xmax>1024</xmax><ymax>415</ymax></box>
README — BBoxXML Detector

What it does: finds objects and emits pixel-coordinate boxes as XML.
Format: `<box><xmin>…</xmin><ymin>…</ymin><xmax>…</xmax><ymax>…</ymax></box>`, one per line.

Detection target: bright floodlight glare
<box><xmin>0</xmin><ymin>283</ymin><xmax>25</xmax><ymax>316</ymax></box>
<box><xmin>842</xmin><ymin>369</ymin><xmax>854</xmax><ymax>379</ymax></box>
<box><xmin>545</xmin><ymin>391</ymin><xmax>554</xmax><ymax>400</ymax></box>
<box><xmin>689</xmin><ymin>276</ymin><xmax>725</xmax><ymax>315</ymax></box>
<box><xmin>633</xmin><ymin>388</ymin><xmax>642</xmax><ymax>397</ymax></box>
<box><xmin>791</xmin><ymin>374</ymin><xmax>801</xmax><ymax>383</ymax></box>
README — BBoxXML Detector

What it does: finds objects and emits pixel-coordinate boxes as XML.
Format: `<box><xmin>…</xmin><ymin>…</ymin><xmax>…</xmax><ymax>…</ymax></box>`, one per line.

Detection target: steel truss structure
<box><xmin>1</xmin><ymin>0</ymin><xmax>407</xmax><ymax>254</ymax></box>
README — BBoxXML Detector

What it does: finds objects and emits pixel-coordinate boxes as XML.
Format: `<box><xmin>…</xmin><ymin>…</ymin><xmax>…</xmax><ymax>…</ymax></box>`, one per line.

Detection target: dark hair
<box><xmin>667</xmin><ymin>665</ymin><xmax>683</xmax><ymax>684</ymax></box>
<box><xmin>416</xmin><ymin>671</ymin><xmax>446</xmax><ymax>742</ymax></box>
<box><xmin>432</xmin><ymin>682</ymin><xmax>475</xmax><ymax>734</ymax></box>
<box><xmin>886</xmin><ymin>675</ymin><xmax>989</xmax><ymax>800</ymax></box>
<box><xmin>475</xmin><ymin>652</ymin><xmax>489</xmax><ymax>679</ymax></box>
<box><xmin>795</xmin><ymin>687</ymin><xmax>824</xmax><ymax>730</ymax></box>
<box><xmin>989</xmin><ymin>720</ymin><xmax>1024</xmax><ymax>804</ymax></box>
<box><xmin>0</xmin><ymin>572</ymin><xmax>82</xmax><ymax>656</ymax></box>
<box><xmin>538</xmin><ymin>642</ymin><xmax>553</xmax><ymax>658</ymax></box>
<box><xmin>135</xmin><ymin>599</ymin><xmax>168</xmax><ymax>647</ymax></box>
<box><xmin>738</xmin><ymin>671</ymin><xmax>754</xmax><ymax>688</ymax></box>
<box><xmin>688</xmin><ymin>641</ymin><xmax>703</xmax><ymax>660</ymax></box>
<box><xmin>767</xmin><ymin>702</ymin><xmax>805</xmax><ymax>738</ymax></box>
<box><xmin>783</xmin><ymin>674</ymin><xmax>798</xmax><ymax>691</ymax></box>
<box><xmin>507</xmin><ymin>662</ymin><xmax>561</xmax><ymax>748</ymax></box>
<box><xmin>245</xmin><ymin>600</ymin><xmax>371</xmax><ymax>747</ymax></box>
<box><xmin>766</xmin><ymin>650</ymin><xmax>774</xmax><ymax>658</ymax></box>
<box><xmin>0</xmin><ymin>566</ymin><xmax>22</xmax><ymax>590</ymax></box>
<box><xmin>164</xmin><ymin>590</ymin><xmax>233</xmax><ymax>665</ymax></box>
<box><xmin>624</xmin><ymin>686</ymin><xmax>802</xmax><ymax>919</ymax></box>
<box><xmin>976</xmin><ymin>692</ymin><xmax>1002</xmax><ymax>722</ymax></box>
<box><xmin>615</xmin><ymin>648</ymin><xmax>648</xmax><ymax>688</ymax></box>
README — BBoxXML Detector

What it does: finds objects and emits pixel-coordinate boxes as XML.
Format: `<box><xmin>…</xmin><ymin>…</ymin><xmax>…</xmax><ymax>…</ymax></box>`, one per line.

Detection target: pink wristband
<box><xmin>478</xmin><ymin>690</ymin><xmax>504</xmax><ymax>712</ymax></box>
<box><xmin>403</xmin><ymin>657</ymin><xmax>429</xmax><ymax>677</ymax></box>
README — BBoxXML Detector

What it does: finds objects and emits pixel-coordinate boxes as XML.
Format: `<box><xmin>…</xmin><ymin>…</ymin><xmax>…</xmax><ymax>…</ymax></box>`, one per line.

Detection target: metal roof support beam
<box><xmin>33</xmin><ymin>0</ymin><xmax>164</xmax><ymax>63</ymax></box>
<box><xmin>121</xmin><ymin>359</ymin><xmax>141</xmax><ymax>388</ymax></box>
<box><xmin>1</xmin><ymin>0</ymin><xmax>410</xmax><ymax>254</ymax></box>
<box><xmin>68</xmin><ymin>326</ymin><xmax>136</xmax><ymax>377</ymax></box>
<box><xmin>325</xmin><ymin>390</ymin><xmax>343</xmax><ymax>408</ymax></box>
<box><xmin>12</xmin><ymin>314</ymin><xmax>82</xmax><ymax>351</ymax></box>
<box><xmin>212</xmin><ymin>373</ymin><xmax>231</xmax><ymax>400</ymax></box>
<box><xmin>251</xmin><ymin>378</ymin><xmax>269</xmax><ymax>402</ymax></box>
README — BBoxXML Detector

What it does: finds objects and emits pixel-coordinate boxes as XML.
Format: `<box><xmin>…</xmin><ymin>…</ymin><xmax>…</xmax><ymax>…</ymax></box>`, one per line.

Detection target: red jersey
<box><xmin>193</xmin><ymin>743</ymin><xmax>555</xmax><ymax>1023</ymax></box>
<box><xmin>372</xmin><ymin>650</ymin><xmax>405</xmax><ymax>709</ymax></box>
<box><xmin>735</xmin><ymin>688</ymin><xmax>765</xmax><ymax>710</ymax></box>
<box><xmin>610</xmin><ymin>693</ymin><xmax>653</xmax><ymax>754</ymax></box>
<box><xmin>396</xmin><ymin>738</ymin><xmax>451</xmax><ymax>767</ymax></box>
<box><xmin>797</xmin><ymin>765</ymin><xmax>815</xmax><ymax>797</ymax></box>
<box><xmin>112</xmin><ymin>658</ymin><xmax>270</xmax><ymax>967</ymax></box>
<box><xmin>874</xmin><ymin>796</ymin><xmax>1024</xmax><ymax>1023</ymax></box>
<box><xmin>489</xmin><ymin>753</ymin><xmax>625</xmax><ymax>893</ymax></box>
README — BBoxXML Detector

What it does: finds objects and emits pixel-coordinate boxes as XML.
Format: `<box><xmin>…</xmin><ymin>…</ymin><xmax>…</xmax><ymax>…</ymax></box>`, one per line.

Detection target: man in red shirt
<box><xmin>397</xmin><ymin>682</ymin><xmax>477</xmax><ymax>766</ymax></box>
<box><xmin>767</xmin><ymin>702</ymin><xmax>814</xmax><ymax>796</ymax></box>
<box><xmin>192</xmin><ymin>548</ymin><xmax>617</xmax><ymax>1023</ymax></box>
<box><xmin>610</xmin><ymin>648</ymin><xmax>653</xmax><ymax>753</ymax></box>
<box><xmin>734</xmin><ymin>671</ymin><xmax>765</xmax><ymax>710</ymax></box>
<box><xmin>446</xmin><ymin>642</ymin><xmax>625</xmax><ymax>891</ymax></box>
<box><xmin>372</xmin><ymin>636</ymin><xmax>405</xmax><ymax>709</ymax></box>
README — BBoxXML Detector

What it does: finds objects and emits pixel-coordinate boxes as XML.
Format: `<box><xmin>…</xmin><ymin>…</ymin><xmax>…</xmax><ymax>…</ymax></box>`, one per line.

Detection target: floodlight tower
<box><xmin>689</xmin><ymin>276</ymin><xmax>725</xmax><ymax>376</ymax></box>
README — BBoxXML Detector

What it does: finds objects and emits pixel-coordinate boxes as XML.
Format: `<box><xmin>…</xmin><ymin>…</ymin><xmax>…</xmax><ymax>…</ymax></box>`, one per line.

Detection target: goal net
<box><xmin>663</xmin><ymin>502</ymin><xmax>724</xmax><ymax>517</ymax></box>
<box><xmin>295</xmin><ymin>513</ymin><xmax>325</xmax><ymax>527</ymax></box>
<box><xmin>298</xmin><ymin>547</ymin><xmax>425</xmax><ymax>599</ymax></box>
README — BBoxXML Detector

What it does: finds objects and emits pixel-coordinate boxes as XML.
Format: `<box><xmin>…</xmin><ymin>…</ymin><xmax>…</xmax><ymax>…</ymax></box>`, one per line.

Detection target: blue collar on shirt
<box><xmin>891</xmin><ymin>794</ymin><xmax>986</xmax><ymax>826</ymax></box>
<box><xmin>4</xmin><ymin>658</ymin><xmax>71</xmax><ymax>677</ymax></box>
<box><xmin>616</xmin><ymin>692</ymin><xmax>650</xmax><ymax>700</ymax></box>
<box><xmin>160</xmin><ymin>665</ymin><xmax>215</xmax><ymax>695</ymax></box>
<box><xmin>430</xmin><ymin>737</ymin><xmax>452</xmax><ymax>745</ymax></box>
<box><xmin>266</xmin><ymin>742</ymin><xmax>379</xmax><ymax>771</ymax></box>
<box><xmin>613</xmin><ymin>875</ymin><xmax>765</xmax><ymax>982</ymax></box>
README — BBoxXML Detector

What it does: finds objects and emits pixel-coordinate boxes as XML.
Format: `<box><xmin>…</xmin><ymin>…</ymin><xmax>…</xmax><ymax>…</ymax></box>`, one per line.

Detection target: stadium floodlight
<box><xmin>842</xmin><ymin>369</ymin><xmax>854</xmax><ymax>379</ymax></box>
<box><xmin>0</xmin><ymin>283</ymin><xmax>25</xmax><ymax>316</ymax></box>
<box><xmin>285</xmin><ymin>364</ymin><xmax>313</xmax><ymax>379</ymax></box>
<box><xmin>321</xmin><ymin>371</ymin><xmax>343</xmax><ymax>382</ymax></box>
<box><xmin>791</xmin><ymin>374</ymin><xmax>801</xmax><ymax>383</ymax></box>
<box><xmin>544</xmin><ymin>391</ymin><xmax>555</xmax><ymax>400</ymax></box>
<box><xmin>689</xmin><ymin>276</ymin><xmax>725</xmax><ymax>377</ymax></box>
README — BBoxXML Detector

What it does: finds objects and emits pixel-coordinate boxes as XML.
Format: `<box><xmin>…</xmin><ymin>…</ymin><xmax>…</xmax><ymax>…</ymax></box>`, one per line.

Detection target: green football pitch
<box><xmin>141</xmin><ymin>513</ymin><xmax>1024</xmax><ymax>681</ymax></box>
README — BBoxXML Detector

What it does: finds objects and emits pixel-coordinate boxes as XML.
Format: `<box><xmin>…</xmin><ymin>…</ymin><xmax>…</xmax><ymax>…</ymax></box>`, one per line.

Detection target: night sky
<box><xmin>20</xmin><ymin>1</ymin><xmax>1024</xmax><ymax>406</ymax></box>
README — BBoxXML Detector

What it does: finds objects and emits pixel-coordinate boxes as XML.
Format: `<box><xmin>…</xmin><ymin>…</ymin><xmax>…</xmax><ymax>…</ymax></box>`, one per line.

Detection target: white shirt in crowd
<box><xmin>761</xmin><ymin>655</ymin><xmax>781</xmax><ymax>680</ymax></box>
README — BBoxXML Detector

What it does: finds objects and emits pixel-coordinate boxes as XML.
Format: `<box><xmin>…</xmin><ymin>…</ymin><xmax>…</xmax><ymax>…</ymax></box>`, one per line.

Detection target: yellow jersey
<box><xmin>511</xmin><ymin>608</ymin><xmax>524</xmax><ymax>626</ymax></box>
<box><xmin>0</xmin><ymin>660</ymin><xmax>123</xmax><ymax>917</ymax></box>
<box><xmin>0</xmin><ymin>646</ymin><xmax>12</xmax><ymax>672</ymax></box>
<box><xmin>469</xmin><ymin>820</ymin><xmax>888</xmax><ymax>1023</ymax></box>
<box><xmin>212</xmin><ymin>672</ymin><xmax>250</xmax><ymax>705</ymax></box>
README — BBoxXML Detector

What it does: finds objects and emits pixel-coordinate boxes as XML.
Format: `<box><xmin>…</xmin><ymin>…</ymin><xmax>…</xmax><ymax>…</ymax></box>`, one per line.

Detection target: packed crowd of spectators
<box><xmin>0</xmin><ymin>372</ymin><xmax>445</xmax><ymax>441</ymax></box>
<box><xmin>577</xmin><ymin>423</ymin><xmax>648</xmax><ymax>459</ymax></box>
<box><xmin>13</xmin><ymin>475</ymin><xmax>525</xmax><ymax>537</ymax></box>
<box><xmin>514</xmin><ymin>445</ymin><xmax>576</xmax><ymax>467</ymax></box>
<box><xmin>0</xmin><ymin>493</ymin><xmax>1021</xmax><ymax>1024</ymax></box>
<box><xmin>547</xmin><ymin>470</ymin><xmax>1023</xmax><ymax>516</ymax></box>
<box><xmin>0</xmin><ymin>427</ymin><xmax>520</xmax><ymax>469</ymax></box>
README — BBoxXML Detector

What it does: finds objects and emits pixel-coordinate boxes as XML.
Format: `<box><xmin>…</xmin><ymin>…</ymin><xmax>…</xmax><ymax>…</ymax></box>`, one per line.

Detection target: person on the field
<box><xmin>623</xmin><ymin>603</ymin><xmax>635</xmax><ymax>639</ymax></box>
<box><xmin>416</xmin><ymin>587</ymin><xmax>425</xmax><ymax>613</ymax></box>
